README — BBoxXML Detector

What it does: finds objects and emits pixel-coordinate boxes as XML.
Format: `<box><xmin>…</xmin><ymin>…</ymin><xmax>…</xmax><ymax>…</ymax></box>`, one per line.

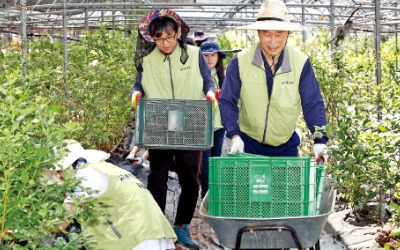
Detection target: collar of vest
<box><xmin>252</xmin><ymin>43</ymin><xmax>292</xmax><ymax>73</ymax></box>
<box><xmin>155</xmin><ymin>44</ymin><xmax>180</xmax><ymax>58</ymax></box>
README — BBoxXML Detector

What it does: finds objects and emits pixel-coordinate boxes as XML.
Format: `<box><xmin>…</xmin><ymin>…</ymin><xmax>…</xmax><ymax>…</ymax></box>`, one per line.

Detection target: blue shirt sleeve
<box><xmin>299</xmin><ymin>59</ymin><xmax>328</xmax><ymax>144</ymax></box>
<box><xmin>130</xmin><ymin>73</ymin><xmax>145</xmax><ymax>99</ymax></box>
<box><xmin>218</xmin><ymin>55</ymin><xmax>241</xmax><ymax>139</ymax></box>
<box><xmin>199</xmin><ymin>50</ymin><xmax>216</xmax><ymax>94</ymax></box>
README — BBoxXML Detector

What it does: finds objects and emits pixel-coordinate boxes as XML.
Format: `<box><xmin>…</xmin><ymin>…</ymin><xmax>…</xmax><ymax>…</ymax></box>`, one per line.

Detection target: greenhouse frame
<box><xmin>1</xmin><ymin>0</ymin><xmax>400</xmax><ymax>39</ymax></box>
<box><xmin>1</xmin><ymin>0</ymin><xmax>400</xmax><ymax>91</ymax></box>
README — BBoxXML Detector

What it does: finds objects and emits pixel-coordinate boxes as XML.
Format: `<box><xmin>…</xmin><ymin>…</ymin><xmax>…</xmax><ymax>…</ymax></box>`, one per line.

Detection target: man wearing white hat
<box><xmin>219</xmin><ymin>0</ymin><xmax>328</xmax><ymax>160</ymax></box>
<box><xmin>49</xmin><ymin>140</ymin><xmax>176</xmax><ymax>250</ymax></box>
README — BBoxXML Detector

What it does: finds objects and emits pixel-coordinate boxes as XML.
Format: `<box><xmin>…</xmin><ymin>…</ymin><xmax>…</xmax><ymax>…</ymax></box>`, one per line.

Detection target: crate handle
<box><xmin>168</xmin><ymin>110</ymin><xmax>184</xmax><ymax>132</ymax></box>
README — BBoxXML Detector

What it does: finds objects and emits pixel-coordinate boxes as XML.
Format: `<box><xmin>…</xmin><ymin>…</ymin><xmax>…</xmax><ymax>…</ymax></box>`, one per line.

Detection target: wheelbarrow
<box><xmin>199</xmin><ymin>180</ymin><xmax>336</xmax><ymax>250</ymax></box>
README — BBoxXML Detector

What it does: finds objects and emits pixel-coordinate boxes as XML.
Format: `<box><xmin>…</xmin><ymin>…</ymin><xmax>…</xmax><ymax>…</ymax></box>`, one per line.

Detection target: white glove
<box><xmin>295</xmin><ymin>128</ymin><xmax>302</xmax><ymax>143</ymax></box>
<box><xmin>230</xmin><ymin>136</ymin><xmax>244</xmax><ymax>153</ymax></box>
<box><xmin>313</xmin><ymin>143</ymin><xmax>328</xmax><ymax>164</ymax></box>
<box><xmin>126</xmin><ymin>152</ymin><xmax>135</xmax><ymax>160</ymax></box>
<box><xmin>127</xmin><ymin>154</ymin><xmax>144</xmax><ymax>164</ymax></box>
<box><xmin>133</xmin><ymin>157</ymin><xmax>144</xmax><ymax>164</ymax></box>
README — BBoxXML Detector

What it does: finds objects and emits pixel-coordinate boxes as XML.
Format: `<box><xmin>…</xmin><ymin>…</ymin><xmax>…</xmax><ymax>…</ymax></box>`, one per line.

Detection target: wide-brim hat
<box><xmin>54</xmin><ymin>140</ymin><xmax>110</xmax><ymax>170</ymax></box>
<box><xmin>135</xmin><ymin>9</ymin><xmax>190</xmax><ymax>72</ymax></box>
<box><xmin>200</xmin><ymin>40</ymin><xmax>226</xmax><ymax>59</ymax></box>
<box><xmin>138</xmin><ymin>9</ymin><xmax>190</xmax><ymax>43</ymax></box>
<box><xmin>237</xmin><ymin>0</ymin><xmax>302</xmax><ymax>31</ymax></box>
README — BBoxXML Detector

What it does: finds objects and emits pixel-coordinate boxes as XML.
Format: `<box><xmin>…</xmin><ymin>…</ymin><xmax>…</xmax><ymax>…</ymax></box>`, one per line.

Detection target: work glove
<box><xmin>127</xmin><ymin>153</ymin><xmax>144</xmax><ymax>164</ymax></box>
<box><xmin>313</xmin><ymin>143</ymin><xmax>328</xmax><ymax>164</ymax></box>
<box><xmin>295</xmin><ymin>128</ymin><xmax>302</xmax><ymax>143</ymax></box>
<box><xmin>131</xmin><ymin>91</ymin><xmax>142</xmax><ymax>109</ymax></box>
<box><xmin>215</xmin><ymin>89</ymin><xmax>221</xmax><ymax>100</ymax></box>
<box><xmin>132</xmin><ymin>157</ymin><xmax>144</xmax><ymax>164</ymax></box>
<box><xmin>126</xmin><ymin>152</ymin><xmax>135</xmax><ymax>160</ymax></box>
<box><xmin>206</xmin><ymin>90</ymin><xmax>217</xmax><ymax>109</ymax></box>
<box><xmin>230</xmin><ymin>136</ymin><xmax>244</xmax><ymax>153</ymax></box>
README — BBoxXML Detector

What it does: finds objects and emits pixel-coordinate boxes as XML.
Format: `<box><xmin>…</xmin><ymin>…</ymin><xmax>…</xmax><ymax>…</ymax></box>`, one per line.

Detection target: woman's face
<box><xmin>258</xmin><ymin>30</ymin><xmax>289</xmax><ymax>57</ymax></box>
<box><xmin>153</xmin><ymin>29</ymin><xmax>178</xmax><ymax>55</ymax></box>
<box><xmin>203</xmin><ymin>52</ymin><xmax>219</xmax><ymax>70</ymax></box>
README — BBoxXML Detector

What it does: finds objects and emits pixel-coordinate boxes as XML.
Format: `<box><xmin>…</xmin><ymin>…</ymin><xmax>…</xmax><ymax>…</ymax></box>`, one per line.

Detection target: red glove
<box><xmin>131</xmin><ymin>91</ymin><xmax>142</xmax><ymax>109</ymax></box>
<box><xmin>206</xmin><ymin>91</ymin><xmax>217</xmax><ymax>109</ymax></box>
<box><xmin>215</xmin><ymin>90</ymin><xmax>221</xmax><ymax>100</ymax></box>
<box><xmin>313</xmin><ymin>144</ymin><xmax>328</xmax><ymax>164</ymax></box>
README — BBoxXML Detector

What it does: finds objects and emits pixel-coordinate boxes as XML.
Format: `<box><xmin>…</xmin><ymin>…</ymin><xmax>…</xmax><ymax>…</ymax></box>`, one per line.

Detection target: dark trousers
<box><xmin>147</xmin><ymin>149</ymin><xmax>200</xmax><ymax>225</ymax></box>
<box><xmin>200</xmin><ymin>128</ymin><xmax>225</xmax><ymax>197</ymax></box>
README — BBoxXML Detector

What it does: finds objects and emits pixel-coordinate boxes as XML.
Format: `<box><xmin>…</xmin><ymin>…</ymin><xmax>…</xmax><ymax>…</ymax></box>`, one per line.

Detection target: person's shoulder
<box><xmin>75</xmin><ymin>167</ymin><xmax>109</xmax><ymax>197</ymax></box>
<box><xmin>76</xmin><ymin>166</ymin><xmax>107</xmax><ymax>180</ymax></box>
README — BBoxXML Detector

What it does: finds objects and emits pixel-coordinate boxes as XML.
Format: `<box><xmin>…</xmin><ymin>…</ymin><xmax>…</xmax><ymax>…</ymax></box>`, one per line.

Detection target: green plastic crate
<box><xmin>208</xmin><ymin>155</ymin><xmax>317</xmax><ymax>218</ymax></box>
<box><xmin>316</xmin><ymin>164</ymin><xmax>327</xmax><ymax>214</ymax></box>
<box><xmin>135</xmin><ymin>98</ymin><xmax>214</xmax><ymax>150</ymax></box>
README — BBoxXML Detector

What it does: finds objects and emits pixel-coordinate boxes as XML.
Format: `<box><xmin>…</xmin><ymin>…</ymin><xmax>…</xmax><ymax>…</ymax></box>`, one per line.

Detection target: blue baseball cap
<box><xmin>200</xmin><ymin>41</ymin><xmax>226</xmax><ymax>59</ymax></box>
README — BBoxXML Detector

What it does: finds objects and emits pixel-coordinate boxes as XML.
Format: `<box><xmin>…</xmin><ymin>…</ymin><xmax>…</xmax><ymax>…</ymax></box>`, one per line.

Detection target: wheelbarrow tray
<box><xmin>200</xmin><ymin>184</ymin><xmax>335</xmax><ymax>249</ymax></box>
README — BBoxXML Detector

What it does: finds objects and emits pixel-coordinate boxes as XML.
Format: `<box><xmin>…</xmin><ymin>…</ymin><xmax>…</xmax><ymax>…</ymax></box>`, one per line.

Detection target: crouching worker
<box><xmin>48</xmin><ymin>139</ymin><xmax>177</xmax><ymax>250</ymax></box>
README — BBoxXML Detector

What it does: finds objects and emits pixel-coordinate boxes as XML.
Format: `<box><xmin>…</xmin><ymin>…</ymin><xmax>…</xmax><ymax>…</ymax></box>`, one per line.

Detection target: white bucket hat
<box><xmin>54</xmin><ymin>140</ymin><xmax>110</xmax><ymax>170</ymax></box>
<box><xmin>237</xmin><ymin>0</ymin><xmax>302</xmax><ymax>31</ymax></box>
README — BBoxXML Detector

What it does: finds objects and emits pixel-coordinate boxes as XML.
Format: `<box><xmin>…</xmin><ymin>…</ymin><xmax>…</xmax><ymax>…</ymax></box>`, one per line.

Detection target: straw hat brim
<box><xmin>237</xmin><ymin>20</ymin><xmax>302</xmax><ymax>32</ymax></box>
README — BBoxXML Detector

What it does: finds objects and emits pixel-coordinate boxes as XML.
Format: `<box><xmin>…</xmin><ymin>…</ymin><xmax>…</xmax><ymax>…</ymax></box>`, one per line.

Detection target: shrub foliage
<box><xmin>1</xmin><ymin>27</ymin><xmax>400</xmax><ymax>248</ymax></box>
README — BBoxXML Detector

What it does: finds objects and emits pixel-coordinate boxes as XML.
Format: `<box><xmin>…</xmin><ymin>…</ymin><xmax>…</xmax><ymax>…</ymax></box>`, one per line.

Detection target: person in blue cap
<box><xmin>199</xmin><ymin>40</ymin><xmax>226</xmax><ymax>198</ymax></box>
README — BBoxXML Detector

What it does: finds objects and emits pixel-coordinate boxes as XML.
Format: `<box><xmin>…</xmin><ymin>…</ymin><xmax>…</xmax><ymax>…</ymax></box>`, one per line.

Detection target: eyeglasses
<box><xmin>153</xmin><ymin>34</ymin><xmax>177</xmax><ymax>45</ymax></box>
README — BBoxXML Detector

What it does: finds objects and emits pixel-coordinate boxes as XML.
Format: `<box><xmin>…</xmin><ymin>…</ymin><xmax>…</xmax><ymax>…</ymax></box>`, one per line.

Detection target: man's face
<box><xmin>153</xmin><ymin>28</ymin><xmax>178</xmax><ymax>55</ymax></box>
<box><xmin>258</xmin><ymin>30</ymin><xmax>289</xmax><ymax>57</ymax></box>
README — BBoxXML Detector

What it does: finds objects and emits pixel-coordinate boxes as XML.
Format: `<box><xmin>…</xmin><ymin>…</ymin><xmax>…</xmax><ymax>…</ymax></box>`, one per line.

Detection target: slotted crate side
<box><xmin>208</xmin><ymin>156</ymin><xmax>317</xmax><ymax>218</ymax></box>
<box><xmin>316</xmin><ymin>164</ymin><xmax>327</xmax><ymax>214</ymax></box>
<box><xmin>135</xmin><ymin>98</ymin><xmax>214</xmax><ymax>150</ymax></box>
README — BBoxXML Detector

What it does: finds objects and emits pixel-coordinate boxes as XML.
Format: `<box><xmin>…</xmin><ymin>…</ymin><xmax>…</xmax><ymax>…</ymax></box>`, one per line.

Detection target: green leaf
<box><xmin>20</xmin><ymin>170</ymin><xmax>29</xmax><ymax>184</ymax></box>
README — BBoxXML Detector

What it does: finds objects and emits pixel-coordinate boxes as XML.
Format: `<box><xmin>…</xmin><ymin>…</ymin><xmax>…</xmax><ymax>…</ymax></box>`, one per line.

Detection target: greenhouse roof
<box><xmin>1</xmin><ymin>0</ymin><xmax>400</xmax><ymax>38</ymax></box>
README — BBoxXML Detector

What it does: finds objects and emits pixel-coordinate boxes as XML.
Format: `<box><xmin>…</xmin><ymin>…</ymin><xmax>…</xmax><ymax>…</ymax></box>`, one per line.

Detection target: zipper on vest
<box><xmin>262</xmin><ymin>103</ymin><xmax>270</xmax><ymax>144</ymax></box>
<box><xmin>166</xmin><ymin>55</ymin><xmax>175</xmax><ymax>99</ymax></box>
<box><xmin>106</xmin><ymin>218</ymin><xmax>122</xmax><ymax>239</ymax></box>
<box><xmin>262</xmin><ymin>77</ymin><xmax>273</xmax><ymax>144</ymax></box>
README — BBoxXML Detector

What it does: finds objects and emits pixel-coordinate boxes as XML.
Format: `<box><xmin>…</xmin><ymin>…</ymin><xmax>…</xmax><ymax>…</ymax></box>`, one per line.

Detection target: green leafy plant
<box><xmin>298</xmin><ymin>29</ymin><xmax>400</xmax><ymax>213</ymax></box>
<box><xmin>0</xmin><ymin>28</ymin><xmax>135</xmax><ymax>248</ymax></box>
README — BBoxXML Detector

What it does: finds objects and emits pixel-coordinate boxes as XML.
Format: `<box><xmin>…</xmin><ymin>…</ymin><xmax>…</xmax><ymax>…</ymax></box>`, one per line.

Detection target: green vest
<box><xmin>238</xmin><ymin>43</ymin><xmax>307</xmax><ymax>146</ymax></box>
<box><xmin>142</xmin><ymin>45</ymin><xmax>204</xmax><ymax>100</ymax></box>
<box><xmin>212</xmin><ymin>68</ymin><xmax>223</xmax><ymax>129</ymax></box>
<box><xmin>79</xmin><ymin>162</ymin><xmax>176</xmax><ymax>250</ymax></box>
